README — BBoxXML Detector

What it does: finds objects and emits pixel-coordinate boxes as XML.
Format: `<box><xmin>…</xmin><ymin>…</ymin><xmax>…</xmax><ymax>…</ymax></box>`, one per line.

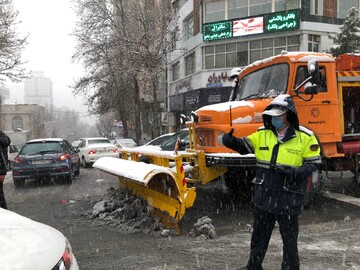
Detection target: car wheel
<box><xmin>74</xmin><ymin>162</ymin><xmax>80</xmax><ymax>176</ymax></box>
<box><xmin>81</xmin><ymin>157</ymin><xmax>90</xmax><ymax>168</ymax></box>
<box><xmin>64</xmin><ymin>171</ymin><xmax>73</xmax><ymax>184</ymax></box>
<box><xmin>13</xmin><ymin>178</ymin><xmax>25</xmax><ymax>188</ymax></box>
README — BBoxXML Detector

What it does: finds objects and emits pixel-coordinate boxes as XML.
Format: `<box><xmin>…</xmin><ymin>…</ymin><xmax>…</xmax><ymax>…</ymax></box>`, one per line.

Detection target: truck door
<box><xmin>338</xmin><ymin>81</ymin><xmax>360</xmax><ymax>135</ymax></box>
<box><xmin>293</xmin><ymin>64</ymin><xmax>342</xmax><ymax>148</ymax></box>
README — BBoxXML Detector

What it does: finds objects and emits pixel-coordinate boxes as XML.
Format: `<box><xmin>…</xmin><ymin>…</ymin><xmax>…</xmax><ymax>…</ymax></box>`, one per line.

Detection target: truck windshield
<box><xmin>235</xmin><ymin>63</ymin><xmax>289</xmax><ymax>100</ymax></box>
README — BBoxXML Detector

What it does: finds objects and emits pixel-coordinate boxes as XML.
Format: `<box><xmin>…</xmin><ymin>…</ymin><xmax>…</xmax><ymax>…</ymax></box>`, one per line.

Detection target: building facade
<box><xmin>2</xmin><ymin>104</ymin><xmax>46</xmax><ymax>147</ymax></box>
<box><xmin>166</xmin><ymin>0</ymin><xmax>349</xmax><ymax>130</ymax></box>
<box><xmin>24</xmin><ymin>71</ymin><xmax>53</xmax><ymax>108</ymax></box>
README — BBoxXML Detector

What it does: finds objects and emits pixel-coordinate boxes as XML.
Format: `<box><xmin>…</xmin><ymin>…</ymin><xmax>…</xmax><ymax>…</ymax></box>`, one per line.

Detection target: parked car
<box><xmin>145</xmin><ymin>133</ymin><xmax>175</xmax><ymax>146</ymax></box>
<box><xmin>71</xmin><ymin>140</ymin><xmax>82</xmax><ymax>148</ymax></box>
<box><xmin>159</xmin><ymin>129</ymin><xmax>189</xmax><ymax>151</ymax></box>
<box><xmin>0</xmin><ymin>208</ymin><xmax>79</xmax><ymax>270</ymax></box>
<box><xmin>7</xmin><ymin>143</ymin><xmax>19</xmax><ymax>170</ymax></box>
<box><xmin>12</xmin><ymin>138</ymin><xmax>81</xmax><ymax>187</ymax></box>
<box><xmin>114</xmin><ymin>138</ymin><xmax>137</xmax><ymax>149</ymax></box>
<box><xmin>77</xmin><ymin>137</ymin><xmax>119</xmax><ymax>167</ymax></box>
<box><xmin>138</xmin><ymin>129</ymin><xmax>189</xmax><ymax>163</ymax></box>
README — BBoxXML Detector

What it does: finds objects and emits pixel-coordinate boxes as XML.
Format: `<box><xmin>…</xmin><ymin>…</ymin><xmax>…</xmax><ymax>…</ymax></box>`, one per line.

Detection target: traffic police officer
<box><xmin>222</xmin><ymin>94</ymin><xmax>321</xmax><ymax>270</ymax></box>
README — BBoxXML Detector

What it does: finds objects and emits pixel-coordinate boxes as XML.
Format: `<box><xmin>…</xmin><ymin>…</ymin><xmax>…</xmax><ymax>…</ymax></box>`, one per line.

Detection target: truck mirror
<box><xmin>304</xmin><ymin>84</ymin><xmax>319</xmax><ymax>95</ymax></box>
<box><xmin>307</xmin><ymin>59</ymin><xmax>320</xmax><ymax>85</ymax></box>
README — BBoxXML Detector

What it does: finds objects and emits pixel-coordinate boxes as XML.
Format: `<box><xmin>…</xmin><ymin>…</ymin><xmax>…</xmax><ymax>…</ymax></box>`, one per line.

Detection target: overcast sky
<box><xmin>7</xmin><ymin>0</ymin><xmax>94</xmax><ymax>124</ymax></box>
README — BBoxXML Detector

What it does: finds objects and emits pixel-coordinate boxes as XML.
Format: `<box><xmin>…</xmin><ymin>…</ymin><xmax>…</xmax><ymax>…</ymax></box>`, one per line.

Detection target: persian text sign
<box><xmin>264</xmin><ymin>10</ymin><xmax>300</xmax><ymax>33</ymax></box>
<box><xmin>203</xmin><ymin>21</ymin><xmax>233</xmax><ymax>41</ymax></box>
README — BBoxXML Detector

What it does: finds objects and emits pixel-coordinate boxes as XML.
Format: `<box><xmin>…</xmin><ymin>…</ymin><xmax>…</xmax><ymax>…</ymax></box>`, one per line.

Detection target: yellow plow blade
<box><xmin>93</xmin><ymin>157</ymin><xmax>196</xmax><ymax>232</ymax></box>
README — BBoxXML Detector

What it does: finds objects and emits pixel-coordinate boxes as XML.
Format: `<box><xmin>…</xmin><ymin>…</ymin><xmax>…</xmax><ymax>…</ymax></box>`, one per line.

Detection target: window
<box><xmin>228</xmin><ymin>0</ymin><xmax>248</xmax><ymax>19</ymax></box>
<box><xmin>203</xmin><ymin>35</ymin><xmax>299</xmax><ymax>69</ymax></box>
<box><xmin>170</xmin><ymin>31</ymin><xmax>177</xmax><ymax>51</ymax></box>
<box><xmin>294</xmin><ymin>66</ymin><xmax>308</xmax><ymax>91</ymax></box>
<box><xmin>294</xmin><ymin>65</ymin><xmax>327</xmax><ymax>93</ymax></box>
<box><xmin>235</xmin><ymin>63</ymin><xmax>289</xmax><ymax>100</ymax></box>
<box><xmin>310</xmin><ymin>0</ymin><xmax>323</xmax><ymax>16</ymax></box>
<box><xmin>185</xmin><ymin>53</ymin><xmax>196</xmax><ymax>76</ymax></box>
<box><xmin>308</xmin><ymin>34</ymin><xmax>320</xmax><ymax>52</ymax></box>
<box><xmin>204</xmin><ymin>0</ymin><xmax>225</xmax><ymax>23</ymax></box>
<box><xmin>319</xmin><ymin>66</ymin><xmax>327</xmax><ymax>92</ymax></box>
<box><xmin>204</xmin><ymin>0</ymin><xmax>300</xmax><ymax>22</ymax></box>
<box><xmin>172</xmin><ymin>62</ymin><xmax>180</xmax><ymax>81</ymax></box>
<box><xmin>12</xmin><ymin>116</ymin><xmax>23</xmax><ymax>130</ymax></box>
<box><xmin>184</xmin><ymin>14</ymin><xmax>194</xmax><ymax>41</ymax></box>
<box><xmin>249</xmin><ymin>0</ymin><xmax>271</xmax><ymax>16</ymax></box>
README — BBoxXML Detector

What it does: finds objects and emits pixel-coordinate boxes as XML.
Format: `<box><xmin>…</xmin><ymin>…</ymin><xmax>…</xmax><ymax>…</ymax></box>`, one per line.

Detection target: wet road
<box><xmin>3</xmin><ymin>168</ymin><xmax>360</xmax><ymax>269</ymax></box>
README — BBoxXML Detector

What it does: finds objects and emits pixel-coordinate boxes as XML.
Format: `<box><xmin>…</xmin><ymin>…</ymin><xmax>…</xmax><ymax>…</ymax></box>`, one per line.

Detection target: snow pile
<box><xmin>87</xmin><ymin>187</ymin><xmax>176</xmax><ymax>236</ymax></box>
<box><xmin>189</xmin><ymin>216</ymin><xmax>217</xmax><ymax>239</ymax></box>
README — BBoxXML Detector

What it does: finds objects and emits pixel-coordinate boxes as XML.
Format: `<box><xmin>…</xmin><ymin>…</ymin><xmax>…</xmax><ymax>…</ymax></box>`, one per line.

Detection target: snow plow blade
<box><xmin>93</xmin><ymin>157</ymin><xmax>196</xmax><ymax>232</ymax></box>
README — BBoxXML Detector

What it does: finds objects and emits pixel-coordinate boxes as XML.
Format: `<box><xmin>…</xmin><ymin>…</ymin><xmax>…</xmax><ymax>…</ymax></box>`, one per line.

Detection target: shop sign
<box><xmin>202</xmin><ymin>9</ymin><xmax>300</xmax><ymax>42</ymax></box>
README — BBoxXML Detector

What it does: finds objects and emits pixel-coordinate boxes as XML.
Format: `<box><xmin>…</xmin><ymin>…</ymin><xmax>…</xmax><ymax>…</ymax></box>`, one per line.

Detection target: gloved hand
<box><xmin>275</xmin><ymin>165</ymin><xmax>296</xmax><ymax>179</ymax></box>
<box><xmin>222</xmin><ymin>128</ymin><xmax>237</xmax><ymax>148</ymax></box>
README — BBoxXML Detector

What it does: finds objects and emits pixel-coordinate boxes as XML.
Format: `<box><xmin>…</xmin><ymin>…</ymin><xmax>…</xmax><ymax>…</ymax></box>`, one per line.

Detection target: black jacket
<box><xmin>0</xmin><ymin>131</ymin><xmax>11</xmax><ymax>175</ymax></box>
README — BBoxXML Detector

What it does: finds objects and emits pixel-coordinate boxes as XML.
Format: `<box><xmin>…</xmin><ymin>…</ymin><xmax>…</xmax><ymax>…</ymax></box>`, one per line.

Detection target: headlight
<box><xmin>217</xmin><ymin>132</ymin><xmax>225</xmax><ymax>146</ymax></box>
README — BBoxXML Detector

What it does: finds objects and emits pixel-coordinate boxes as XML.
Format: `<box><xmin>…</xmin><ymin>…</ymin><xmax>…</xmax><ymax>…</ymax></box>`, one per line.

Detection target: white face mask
<box><xmin>271</xmin><ymin>116</ymin><xmax>285</xmax><ymax>129</ymax></box>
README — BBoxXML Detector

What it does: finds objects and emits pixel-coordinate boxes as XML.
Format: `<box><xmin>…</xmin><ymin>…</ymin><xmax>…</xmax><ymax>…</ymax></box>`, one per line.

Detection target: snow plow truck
<box><xmin>94</xmin><ymin>51</ymin><xmax>360</xmax><ymax>233</ymax></box>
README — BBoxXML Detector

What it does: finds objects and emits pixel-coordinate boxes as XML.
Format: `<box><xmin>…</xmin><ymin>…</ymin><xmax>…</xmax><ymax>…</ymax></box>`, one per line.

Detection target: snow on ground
<box><xmin>85</xmin><ymin>187</ymin><xmax>216</xmax><ymax>239</ymax></box>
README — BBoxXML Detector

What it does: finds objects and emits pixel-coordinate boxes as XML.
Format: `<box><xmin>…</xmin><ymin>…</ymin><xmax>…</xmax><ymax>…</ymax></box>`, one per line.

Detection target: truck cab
<box><xmin>194</xmin><ymin>52</ymin><xmax>342</xmax><ymax>159</ymax></box>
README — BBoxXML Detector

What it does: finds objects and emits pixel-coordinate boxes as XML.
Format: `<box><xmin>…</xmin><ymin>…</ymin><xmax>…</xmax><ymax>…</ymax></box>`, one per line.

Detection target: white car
<box><xmin>77</xmin><ymin>137</ymin><xmax>119</xmax><ymax>167</ymax></box>
<box><xmin>0</xmin><ymin>208</ymin><xmax>79</xmax><ymax>270</ymax></box>
<box><xmin>114</xmin><ymin>138</ymin><xmax>137</xmax><ymax>149</ymax></box>
<box><xmin>7</xmin><ymin>143</ymin><xmax>19</xmax><ymax>169</ymax></box>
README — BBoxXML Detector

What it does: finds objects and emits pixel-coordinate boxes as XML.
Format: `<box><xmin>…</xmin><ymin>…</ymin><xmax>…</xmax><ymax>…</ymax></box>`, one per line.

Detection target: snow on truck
<box><xmin>94</xmin><ymin>51</ymin><xmax>360</xmax><ymax>233</ymax></box>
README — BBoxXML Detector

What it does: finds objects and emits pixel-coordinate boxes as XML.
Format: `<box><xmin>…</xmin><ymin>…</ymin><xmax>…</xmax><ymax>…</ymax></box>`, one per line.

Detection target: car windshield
<box><xmin>20</xmin><ymin>142</ymin><xmax>62</xmax><ymax>155</ymax></box>
<box><xmin>235</xmin><ymin>63</ymin><xmax>289</xmax><ymax>101</ymax></box>
<box><xmin>88</xmin><ymin>139</ymin><xmax>111</xmax><ymax>144</ymax></box>
<box><xmin>118</xmin><ymin>139</ymin><xmax>135</xmax><ymax>144</ymax></box>
<box><xmin>147</xmin><ymin>134</ymin><xmax>172</xmax><ymax>146</ymax></box>
<box><xmin>160</xmin><ymin>130</ymin><xmax>189</xmax><ymax>150</ymax></box>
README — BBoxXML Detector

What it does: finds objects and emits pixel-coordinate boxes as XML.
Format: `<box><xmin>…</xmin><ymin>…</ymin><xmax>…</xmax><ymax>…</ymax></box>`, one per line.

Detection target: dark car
<box><xmin>12</xmin><ymin>138</ymin><xmax>81</xmax><ymax>187</ymax></box>
<box><xmin>138</xmin><ymin>129</ymin><xmax>189</xmax><ymax>164</ymax></box>
<box><xmin>159</xmin><ymin>129</ymin><xmax>189</xmax><ymax>151</ymax></box>
<box><xmin>145</xmin><ymin>133</ymin><xmax>175</xmax><ymax>146</ymax></box>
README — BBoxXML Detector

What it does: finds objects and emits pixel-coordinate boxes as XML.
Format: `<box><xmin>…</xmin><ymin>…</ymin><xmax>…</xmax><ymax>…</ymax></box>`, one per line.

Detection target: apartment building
<box><xmin>166</xmin><ymin>0</ymin><xmax>349</xmax><ymax>130</ymax></box>
<box><xmin>24</xmin><ymin>71</ymin><xmax>53</xmax><ymax>109</ymax></box>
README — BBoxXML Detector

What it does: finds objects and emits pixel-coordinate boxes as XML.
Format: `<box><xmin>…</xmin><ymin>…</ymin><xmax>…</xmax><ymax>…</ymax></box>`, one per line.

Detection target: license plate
<box><xmin>31</xmin><ymin>160</ymin><xmax>51</xmax><ymax>164</ymax></box>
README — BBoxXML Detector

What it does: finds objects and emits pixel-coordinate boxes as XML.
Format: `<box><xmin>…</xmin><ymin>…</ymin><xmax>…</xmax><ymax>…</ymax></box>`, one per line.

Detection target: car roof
<box><xmin>27</xmin><ymin>138</ymin><xmax>65</xmax><ymax>143</ymax></box>
<box><xmin>82</xmin><ymin>137</ymin><xmax>109</xmax><ymax>140</ymax></box>
<box><xmin>116</xmin><ymin>138</ymin><xmax>136</xmax><ymax>142</ymax></box>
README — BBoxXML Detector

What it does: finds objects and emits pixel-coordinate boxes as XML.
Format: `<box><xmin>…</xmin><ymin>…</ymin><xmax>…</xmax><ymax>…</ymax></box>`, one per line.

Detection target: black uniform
<box><xmin>0</xmin><ymin>130</ymin><xmax>11</xmax><ymax>209</ymax></box>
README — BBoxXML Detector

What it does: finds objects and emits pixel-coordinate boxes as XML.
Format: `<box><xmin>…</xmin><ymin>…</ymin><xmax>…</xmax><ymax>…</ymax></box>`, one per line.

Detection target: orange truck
<box><xmin>94</xmin><ymin>51</ymin><xmax>360</xmax><ymax>232</ymax></box>
<box><xmin>193</xmin><ymin>51</ymin><xmax>360</xmax><ymax>200</ymax></box>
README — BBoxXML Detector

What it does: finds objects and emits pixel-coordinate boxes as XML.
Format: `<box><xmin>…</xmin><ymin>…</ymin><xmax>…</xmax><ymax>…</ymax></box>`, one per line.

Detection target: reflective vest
<box><xmin>246</xmin><ymin>126</ymin><xmax>321</xmax><ymax>169</ymax></box>
<box><xmin>243</xmin><ymin>125</ymin><xmax>321</xmax><ymax>215</ymax></box>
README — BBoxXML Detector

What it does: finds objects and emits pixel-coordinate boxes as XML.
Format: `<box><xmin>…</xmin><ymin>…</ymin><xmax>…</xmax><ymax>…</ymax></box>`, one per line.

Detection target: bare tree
<box><xmin>0</xmin><ymin>0</ymin><xmax>27</xmax><ymax>83</ymax></box>
<box><xmin>72</xmin><ymin>0</ymin><xmax>135</xmax><ymax>139</ymax></box>
<box><xmin>96</xmin><ymin>112</ymin><xmax>116</xmax><ymax>139</ymax></box>
<box><xmin>72</xmin><ymin>0</ymin><xmax>177</xmax><ymax>143</ymax></box>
